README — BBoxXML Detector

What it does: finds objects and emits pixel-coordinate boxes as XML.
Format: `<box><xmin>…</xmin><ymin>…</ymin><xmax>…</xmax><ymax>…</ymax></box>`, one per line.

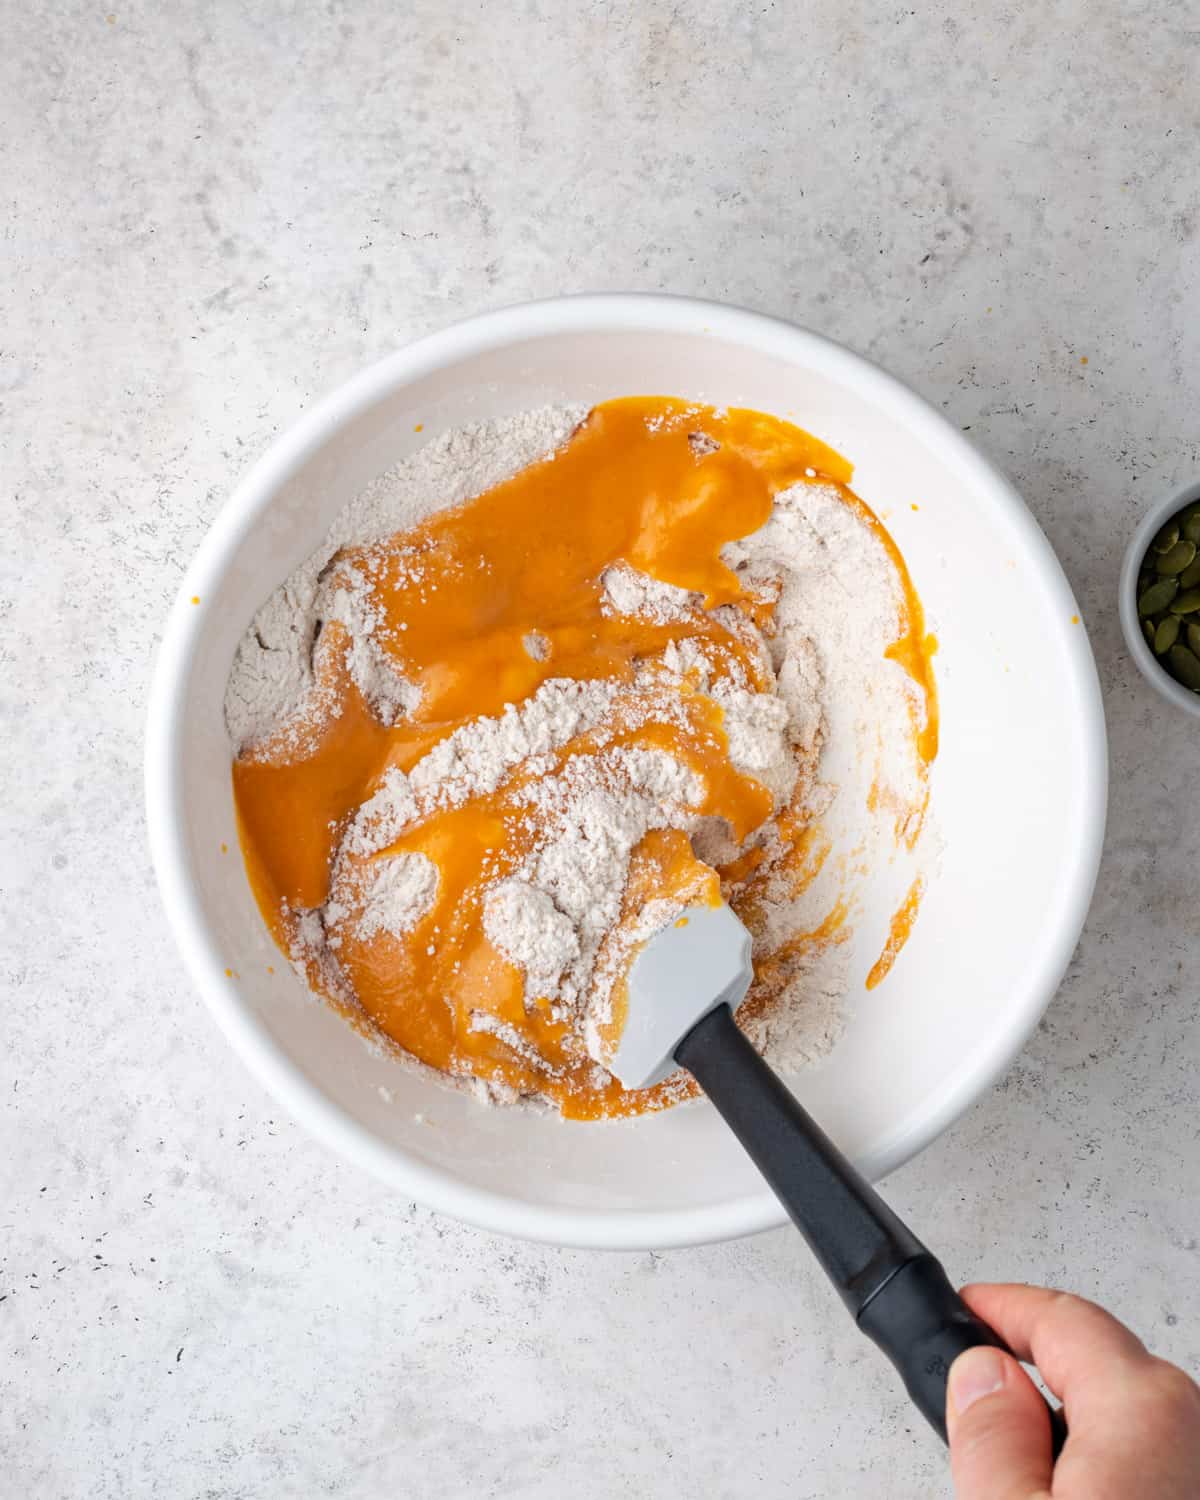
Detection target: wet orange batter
<box><xmin>233</xmin><ymin>397</ymin><xmax>936</xmax><ymax>1118</ymax></box>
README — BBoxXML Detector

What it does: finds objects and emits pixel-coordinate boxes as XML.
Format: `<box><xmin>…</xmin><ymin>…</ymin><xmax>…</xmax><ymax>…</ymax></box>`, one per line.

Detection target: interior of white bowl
<box><xmin>146</xmin><ymin>297</ymin><xmax>1106</xmax><ymax>1248</ymax></box>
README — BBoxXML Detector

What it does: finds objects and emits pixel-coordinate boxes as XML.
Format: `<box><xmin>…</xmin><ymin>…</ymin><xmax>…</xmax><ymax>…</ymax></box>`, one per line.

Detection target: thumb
<box><xmin>947</xmin><ymin>1346</ymin><xmax>1055</xmax><ymax>1500</ymax></box>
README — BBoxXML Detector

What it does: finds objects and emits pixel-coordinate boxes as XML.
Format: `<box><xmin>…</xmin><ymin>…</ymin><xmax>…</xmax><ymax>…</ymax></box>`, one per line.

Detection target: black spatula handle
<box><xmin>856</xmin><ymin>1252</ymin><xmax>1069</xmax><ymax>1449</ymax></box>
<box><xmin>675</xmin><ymin>1004</ymin><xmax>1066</xmax><ymax>1452</ymax></box>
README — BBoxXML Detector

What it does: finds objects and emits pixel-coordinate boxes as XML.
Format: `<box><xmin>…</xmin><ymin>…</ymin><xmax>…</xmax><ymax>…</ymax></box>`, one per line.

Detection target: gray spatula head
<box><xmin>603</xmin><ymin>903</ymin><xmax>753</xmax><ymax>1090</ymax></box>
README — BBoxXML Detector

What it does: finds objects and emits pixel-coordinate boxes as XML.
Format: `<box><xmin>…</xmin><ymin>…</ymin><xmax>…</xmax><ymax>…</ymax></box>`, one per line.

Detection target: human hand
<box><xmin>947</xmin><ymin>1282</ymin><xmax>1200</xmax><ymax>1499</ymax></box>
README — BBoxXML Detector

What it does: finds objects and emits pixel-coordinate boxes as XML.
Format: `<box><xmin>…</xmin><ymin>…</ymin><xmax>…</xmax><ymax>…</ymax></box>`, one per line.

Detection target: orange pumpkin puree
<box><xmin>233</xmin><ymin>397</ymin><xmax>936</xmax><ymax>1118</ymax></box>
<box><xmin>865</xmin><ymin>875</ymin><xmax>926</xmax><ymax>992</ymax></box>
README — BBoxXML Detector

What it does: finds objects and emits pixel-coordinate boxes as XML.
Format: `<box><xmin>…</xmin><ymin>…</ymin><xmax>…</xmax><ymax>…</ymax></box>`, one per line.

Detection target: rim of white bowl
<box><xmin>1118</xmin><ymin>476</ymin><xmax>1200</xmax><ymax>720</ymax></box>
<box><xmin>145</xmin><ymin>293</ymin><xmax>1108</xmax><ymax>1250</ymax></box>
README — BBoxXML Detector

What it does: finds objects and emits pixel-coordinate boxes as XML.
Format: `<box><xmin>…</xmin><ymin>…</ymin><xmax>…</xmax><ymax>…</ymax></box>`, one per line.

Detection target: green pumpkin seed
<box><xmin>1187</xmin><ymin>623</ymin><xmax>1200</xmax><ymax>655</ymax></box>
<box><xmin>1179</xmin><ymin>556</ymin><xmax>1200</xmax><ymax>590</ymax></box>
<box><xmin>1166</xmin><ymin>643</ymin><xmax>1200</xmax><ymax>689</ymax></box>
<box><xmin>1170</xmin><ymin>588</ymin><xmax>1200</xmax><ymax>614</ymax></box>
<box><xmin>1153</xmin><ymin>521</ymin><xmax>1181</xmax><ymax>553</ymax></box>
<box><xmin>1156</xmin><ymin>539</ymin><xmax>1197</xmax><ymax>575</ymax></box>
<box><xmin>1154</xmin><ymin>616</ymin><xmax>1181</xmax><ymax>653</ymax></box>
<box><xmin>1184</xmin><ymin>516</ymin><xmax>1200</xmax><ymax>546</ymax></box>
<box><xmin>1139</xmin><ymin>577</ymin><xmax>1178</xmax><ymax>616</ymax></box>
<box><xmin>1143</xmin><ymin>618</ymin><xmax>1157</xmax><ymax>646</ymax></box>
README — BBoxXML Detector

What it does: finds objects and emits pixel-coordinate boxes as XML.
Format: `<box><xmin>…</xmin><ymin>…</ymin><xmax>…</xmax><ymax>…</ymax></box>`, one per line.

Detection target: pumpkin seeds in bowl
<box><xmin>1135</xmin><ymin>497</ymin><xmax>1200</xmax><ymax>694</ymax></box>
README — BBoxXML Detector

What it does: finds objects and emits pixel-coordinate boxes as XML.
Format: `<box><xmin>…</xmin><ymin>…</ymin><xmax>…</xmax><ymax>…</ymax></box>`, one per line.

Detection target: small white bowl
<box><xmin>145</xmin><ymin>295</ymin><xmax>1107</xmax><ymax>1249</ymax></box>
<box><xmin>1119</xmin><ymin>477</ymin><xmax>1200</xmax><ymax>719</ymax></box>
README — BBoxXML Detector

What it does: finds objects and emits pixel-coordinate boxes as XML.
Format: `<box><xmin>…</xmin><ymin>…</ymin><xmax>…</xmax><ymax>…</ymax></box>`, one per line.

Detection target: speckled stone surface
<box><xmin>3</xmin><ymin>3</ymin><xmax>1199</xmax><ymax>1495</ymax></box>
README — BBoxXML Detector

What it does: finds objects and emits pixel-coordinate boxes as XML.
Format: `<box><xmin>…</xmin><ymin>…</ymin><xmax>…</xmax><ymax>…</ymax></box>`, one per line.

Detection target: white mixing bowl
<box><xmin>145</xmin><ymin>295</ymin><xmax>1106</xmax><ymax>1249</ymax></box>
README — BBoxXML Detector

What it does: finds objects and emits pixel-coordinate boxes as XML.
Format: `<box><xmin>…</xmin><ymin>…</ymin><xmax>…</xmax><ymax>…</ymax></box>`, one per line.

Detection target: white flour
<box><xmin>723</xmin><ymin>482</ymin><xmax>929</xmax><ymax>1066</ymax></box>
<box><xmin>483</xmin><ymin>881</ymin><xmax>581</xmax><ymax>999</ymax></box>
<box><xmin>600</xmin><ymin>563</ymin><xmax>696</xmax><ymax>624</ymax></box>
<box><xmin>494</xmin><ymin>741</ymin><xmax>707</xmax><ymax>1056</ymax></box>
<box><xmin>405</xmin><ymin>677</ymin><xmax>623</xmax><ymax>808</ymax></box>
<box><xmin>350</xmin><ymin>853</ymin><xmax>439</xmax><ymax>942</ymax></box>
<box><xmin>227</xmin><ymin>406</ymin><xmax>932</xmax><ymax>1105</ymax></box>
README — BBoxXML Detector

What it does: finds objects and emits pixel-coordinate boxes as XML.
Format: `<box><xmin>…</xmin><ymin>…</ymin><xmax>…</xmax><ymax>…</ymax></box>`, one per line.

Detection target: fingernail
<box><xmin>949</xmin><ymin>1347</ymin><xmax>1007</xmax><ymax>1415</ymax></box>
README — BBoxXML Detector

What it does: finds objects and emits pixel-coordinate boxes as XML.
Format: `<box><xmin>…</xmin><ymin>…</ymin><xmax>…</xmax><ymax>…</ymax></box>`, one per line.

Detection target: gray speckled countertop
<box><xmin>3</xmin><ymin>3</ymin><xmax>1198</xmax><ymax>1496</ymax></box>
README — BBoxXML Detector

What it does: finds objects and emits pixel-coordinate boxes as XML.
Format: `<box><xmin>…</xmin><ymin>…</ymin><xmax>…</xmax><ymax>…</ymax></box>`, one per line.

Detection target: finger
<box><xmin>960</xmin><ymin>1284</ymin><xmax>1150</xmax><ymax>1406</ymax></box>
<box><xmin>947</xmin><ymin>1346</ymin><xmax>1054</xmax><ymax>1500</ymax></box>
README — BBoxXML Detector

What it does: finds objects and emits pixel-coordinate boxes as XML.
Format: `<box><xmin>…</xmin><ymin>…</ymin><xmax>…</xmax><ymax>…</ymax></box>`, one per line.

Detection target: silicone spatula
<box><xmin>605</xmin><ymin>902</ymin><xmax>1067</xmax><ymax>1453</ymax></box>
